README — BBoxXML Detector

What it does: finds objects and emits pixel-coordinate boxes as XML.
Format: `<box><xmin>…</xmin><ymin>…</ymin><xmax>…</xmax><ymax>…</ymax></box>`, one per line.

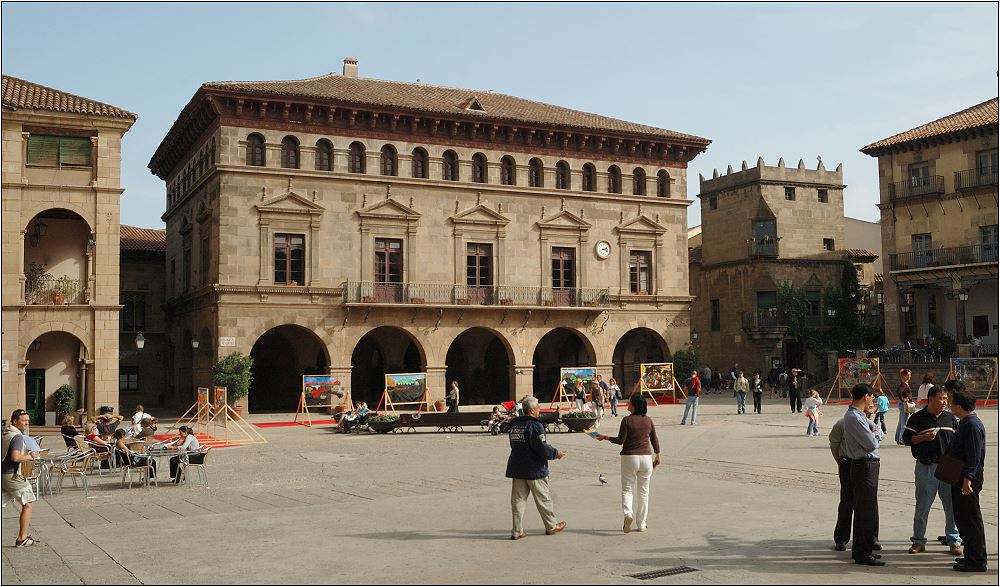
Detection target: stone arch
<box><xmin>249</xmin><ymin>324</ymin><xmax>330</xmax><ymax>412</ymax></box>
<box><xmin>350</xmin><ymin>326</ymin><xmax>427</xmax><ymax>408</ymax></box>
<box><xmin>23</xmin><ymin>329</ymin><xmax>88</xmax><ymax>423</ymax></box>
<box><xmin>612</xmin><ymin>327</ymin><xmax>670</xmax><ymax>394</ymax></box>
<box><xmin>531</xmin><ymin>327</ymin><xmax>596</xmax><ymax>402</ymax></box>
<box><xmin>445</xmin><ymin>327</ymin><xmax>515</xmax><ymax>405</ymax></box>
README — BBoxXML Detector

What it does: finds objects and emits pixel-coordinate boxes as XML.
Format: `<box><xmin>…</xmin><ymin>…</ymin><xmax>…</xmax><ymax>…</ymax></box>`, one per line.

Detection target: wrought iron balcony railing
<box><xmin>342</xmin><ymin>282</ymin><xmax>611</xmax><ymax>308</ymax></box>
<box><xmin>748</xmin><ymin>240</ymin><xmax>779</xmax><ymax>258</ymax></box>
<box><xmin>888</xmin><ymin>176</ymin><xmax>945</xmax><ymax>201</ymax></box>
<box><xmin>24</xmin><ymin>276</ymin><xmax>87</xmax><ymax>305</ymax></box>
<box><xmin>955</xmin><ymin>166</ymin><xmax>998</xmax><ymax>190</ymax></box>
<box><xmin>742</xmin><ymin>309</ymin><xmax>831</xmax><ymax>331</ymax></box>
<box><xmin>889</xmin><ymin>243</ymin><xmax>999</xmax><ymax>271</ymax></box>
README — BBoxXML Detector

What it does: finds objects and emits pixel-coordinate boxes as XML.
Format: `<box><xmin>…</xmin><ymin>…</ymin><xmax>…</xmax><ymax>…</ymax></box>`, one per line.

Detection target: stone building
<box><xmin>147</xmin><ymin>59</ymin><xmax>711</xmax><ymax>412</ymax></box>
<box><xmin>118</xmin><ymin>225</ymin><xmax>169</xmax><ymax>412</ymax></box>
<box><xmin>1</xmin><ymin>75</ymin><xmax>136</xmax><ymax>422</ymax></box>
<box><xmin>862</xmin><ymin>98</ymin><xmax>998</xmax><ymax>351</ymax></box>
<box><xmin>688</xmin><ymin>158</ymin><xmax>876</xmax><ymax>379</ymax></box>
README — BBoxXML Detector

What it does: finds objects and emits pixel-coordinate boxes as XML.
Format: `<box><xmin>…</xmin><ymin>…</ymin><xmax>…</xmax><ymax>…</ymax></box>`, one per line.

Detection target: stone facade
<box><xmin>149</xmin><ymin>61</ymin><xmax>710</xmax><ymax>413</ymax></box>
<box><xmin>689</xmin><ymin>158</ymin><xmax>856</xmax><ymax>380</ymax></box>
<box><xmin>1</xmin><ymin>76</ymin><xmax>135</xmax><ymax>422</ymax></box>
<box><xmin>862</xmin><ymin>98</ymin><xmax>998</xmax><ymax>350</ymax></box>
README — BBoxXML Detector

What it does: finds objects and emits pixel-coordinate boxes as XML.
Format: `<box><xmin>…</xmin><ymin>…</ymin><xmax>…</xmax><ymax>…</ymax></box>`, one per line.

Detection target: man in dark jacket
<box><xmin>901</xmin><ymin>385</ymin><xmax>962</xmax><ymax>555</ymax></box>
<box><xmin>948</xmin><ymin>386</ymin><xmax>987</xmax><ymax>572</ymax></box>
<box><xmin>506</xmin><ymin>395</ymin><xmax>566</xmax><ymax>540</ymax></box>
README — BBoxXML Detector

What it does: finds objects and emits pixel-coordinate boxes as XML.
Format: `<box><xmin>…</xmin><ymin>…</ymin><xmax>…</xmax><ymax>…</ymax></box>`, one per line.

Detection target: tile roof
<box><xmin>121</xmin><ymin>225</ymin><xmax>166</xmax><ymax>253</ymax></box>
<box><xmin>202</xmin><ymin>73</ymin><xmax>709</xmax><ymax>144</ymax></box>
<box><xmin>2</xmin><ymin>75</ymin><xmax>136</xmax><ymax>120</ymax></box>
<box><xmin>845</xmin><ymin>248</ymin><xmax>879</xmax><ymax>262</ymax></box>
<box><xmin>861</xmin><ymin>98</ymin><xmax>997</xmax><ymax>154</ymax></box>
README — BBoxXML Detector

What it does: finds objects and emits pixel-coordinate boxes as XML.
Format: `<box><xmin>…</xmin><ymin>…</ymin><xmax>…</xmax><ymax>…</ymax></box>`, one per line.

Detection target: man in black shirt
<box><xmin>901</xmin><ymin>385</ymin><xmax>962</xmax><ymax>555</ymax></box>
<box><xmin>948</xmin><ymin>387</ymin><xmax>987</xmax><ymax>572</ymax></box>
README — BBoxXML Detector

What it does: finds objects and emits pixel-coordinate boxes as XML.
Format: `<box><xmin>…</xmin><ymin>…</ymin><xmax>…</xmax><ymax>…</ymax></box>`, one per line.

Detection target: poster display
<box><xmin>640</xmin><ymin>363</ymin><xmax>674</xmax><ymax>392</ymax></box>
<box><xmin>559</xmin><ymin>367</ymin><xmax>597</xmax><ymax>393</ymax></box>
<box><xmin>837</xmin><ymin>357</ymin><xmax>880</xmax><ymax>388</ymax></box>
<box><xmin>386</xmin><ymin>373</ymin><xmax>427</xmax><ymax>403</ymax></box>
<box><xmin>197</xmin><ymin>387</ymin><xmax>210</xmax><ymax>407</ymax></box>
<box><xmin>302</xmin><ymin>375</ymin><xmax>345</xmax><ymax>407</ymax></box>
<box><xmin>214</xmin><ymin>386</ymin><xmax>227</xmax><ymax>405</ymax></box>
<box><xmin>950</xmin><ymin>358</ymin><xmax>997</xmax><ymax>391</ymax></box>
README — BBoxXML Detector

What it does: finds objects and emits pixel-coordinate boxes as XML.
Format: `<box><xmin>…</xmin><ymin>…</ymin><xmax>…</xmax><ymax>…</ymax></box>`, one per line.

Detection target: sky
<box><xmin>2</xmin><ymin>2</ymin><xmax>997</xmax><ymax>230</ymax></box>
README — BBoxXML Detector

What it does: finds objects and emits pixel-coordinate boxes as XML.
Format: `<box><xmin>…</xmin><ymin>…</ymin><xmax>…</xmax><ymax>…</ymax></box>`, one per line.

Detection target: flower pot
<box><xmin>434</xmin><ymin>400</ymin><xmax>447</xmax><ymax>412</ymax></box>
<box><xmin>561</xmin><ymin>417</ymin><xmax>597</xmax><ymax>432</ymax></box>
<box><xmin>369</xmin><ymin>420</ymin><xmax>398</xmax><ymax>434</ymax></box>
<box><xmin>53</xmin><ymin>292</ymin><xmax>65</xmax><ymax>305</ymax></box>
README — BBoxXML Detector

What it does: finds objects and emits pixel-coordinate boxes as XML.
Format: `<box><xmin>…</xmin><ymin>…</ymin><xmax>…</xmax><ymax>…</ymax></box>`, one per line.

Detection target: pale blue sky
<box><xmin>2</xmin><ymin>2</ymin><xmax>997</xmax><ymax>229</ymax></box>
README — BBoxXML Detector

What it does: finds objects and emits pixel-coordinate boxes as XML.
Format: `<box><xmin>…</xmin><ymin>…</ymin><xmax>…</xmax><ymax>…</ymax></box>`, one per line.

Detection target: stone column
<box><xmin>329</xmin><ymin>365</ymin><xmax>352</xmax><ymax>415</ymax></box>
<box><xmin>513</xmin><ymin>365</ymin><xmax>534</xmax><ymax>401</ymax></box>
<box><xmin>425</xmin><ymin>366</ymin><xmax>447</xmax><ymax>405</ymax></box>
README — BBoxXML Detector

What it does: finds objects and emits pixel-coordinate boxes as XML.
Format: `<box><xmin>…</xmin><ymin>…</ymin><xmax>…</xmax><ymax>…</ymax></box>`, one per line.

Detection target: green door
<box><xmin>26</xmin><ymin>369</ymin><xmax>45</xmax><ymax>426</ymax></box>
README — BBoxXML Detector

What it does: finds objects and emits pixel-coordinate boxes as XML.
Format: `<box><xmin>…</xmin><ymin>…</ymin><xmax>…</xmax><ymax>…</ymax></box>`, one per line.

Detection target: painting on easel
<box><xmin>302</xmin><ymin>375</ymin><xmax>346</xmax><ymax>407</ymax></box>
<box><xmin>386</xmin><ymin>373</ymin><xmax>427</xmax><ymax>403</ymax></box>
<box><xmin>838</xmin><ymin>358</ymin><xmax>880</xmax><ymax>388</ymax></box>
<box><xmin>949</xmin><ymin>358</ymin><xmax>997</xmax><ymax>401</ymax></box>
<box><xmin>640</xmin><ymin>363</ymin><xmax>674</xmax><ymax>392</ymax></box>
<box><xmin>560</xmin><ymin>367</ymin><xmax>597</xmax><ymax>392</ymax></box>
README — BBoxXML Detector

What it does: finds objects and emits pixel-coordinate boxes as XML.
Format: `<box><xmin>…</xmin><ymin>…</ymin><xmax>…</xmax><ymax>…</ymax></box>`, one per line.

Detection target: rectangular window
<box><xmin>119</xmin><ymin>367</ymin><xmax>139</xmax><ymax>392</ymax></box>
<box><xmin>806</xmin><ymin>291</ymin><xmax>820</xmax><ymax>316</ymax></box>
<box><xmin>710</xmin><ymin>299</ymin><xmax>720</xmax><ymax>331</ymax></box>
<box><xmin>121</xmin><ymin>293</ymin><xmax>146</xmax><ymax>332</ymax></box>
<box><xmin>972</xmin><ymin>315</ymin><xmax>989</xmax><ymax>337</ymax></box>
<box><xmin>466</xmin><ymin>243</ymin><xmax>493</xmax><ymax>286</ymax></box>
<box><xmin>912</xmin><ymin>233</ymin><xmax>932</xmax><ymax>267</ymax></box>
<box><xmin>980</xmin><ymin>224</ymin><xmax>998</xmax><ymax>262</ymax></box>
<box><xmin>855</xmin><ymin>264</ymin><xmax>864</xmax><ymax>282</ymax></box>
<box><xmin>823</xmin><ymin>238</ymin><xmax>835</xmax><ymax>251</ymax></box>
<box><xmin>200</xmin><ymin>236</ymin><xmax>210</xmax><ymax>284</ymax></box>
<box><xmin>756</xmin><ymin>291</ymin><xmax>777</xmax><ymax>311</ymax></box>
<box><xmin>629</xmin><ymin>251</ymin><xmax>652</xmax><ymax>294</ymax></box>
<box><xmin>374</xmin><ymin>238</ymin><xmax>403</xmax><ymax>284</ymax></box>
<box><xmin>274</xmin><ymin>233</ymin><xmax>305</xmax><ymax>285</ymax></box>
<box><xmin>818</xmin><ymin>189</ymin><xmax>828</xmax><ymax>203</ymax></box>
<box><xmin>26</xmin><ymin>135</ymin><xmax>92</xmax><ymax>168</ymax></box>
<box><xmin>784</xmin><ymin>187</ymin><xmax>795</xmax><ymax>201</ymax></box>
<box><xmin>182</xmin><ymin>249</ymin><xmax>191</xmax><ymax>292</ymax></box>
<box><xmin>551</xmin><ymin>247</ymin><xmax>576</xmax><ymax>289</ymax></box>
<box><xmin>909</xmin><ymin>163</ymin><xmax>930</xmax><ymax>187</ymax></box>
<box><xmin>976</xmin><ymin>149</ymin><xmax>998</xmax><ymax>176</ymax></box>
<box><xmin>709</xmin><ymin>196</ymin><xmax>718</xmax><ymax>210</ymax></box>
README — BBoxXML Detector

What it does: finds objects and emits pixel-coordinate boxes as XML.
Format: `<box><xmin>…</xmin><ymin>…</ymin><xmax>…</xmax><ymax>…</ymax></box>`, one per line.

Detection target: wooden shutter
<box><xmin>59</xmin><ymin>137</ymin><xmax>92</xmax><ymax>167</ymax></box>
<box><xmin>26</xmin><ymin>135</ymin><xmax>59</xmax><ymax>166</ymax></box>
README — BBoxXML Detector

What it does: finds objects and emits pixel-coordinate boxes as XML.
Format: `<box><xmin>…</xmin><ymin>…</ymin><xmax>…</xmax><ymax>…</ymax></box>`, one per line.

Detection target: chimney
<box><xmin>343</xmin><ymin>57</ymin><xmax>359</xmax><ymax>78</ymax></box>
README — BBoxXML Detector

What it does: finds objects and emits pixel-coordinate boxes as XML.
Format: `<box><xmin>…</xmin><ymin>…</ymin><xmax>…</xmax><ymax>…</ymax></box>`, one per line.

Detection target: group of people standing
<box><xmin>829</xmin><ymin>379</ymin><xmax>987</xmax><ymax>572</ymax></box>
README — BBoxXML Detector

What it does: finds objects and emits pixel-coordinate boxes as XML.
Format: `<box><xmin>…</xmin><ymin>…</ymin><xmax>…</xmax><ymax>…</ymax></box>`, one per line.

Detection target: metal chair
<box><xmin>55</xmin><ymin>450</ymin><xmax>96</xmax><ymax>498</ymax></box>
<box><xmin>120</xmin><ymin>451</ymin><xmax>157</xmax><ymax>488</ymax></box>
<box><xmin>82</xmin><ymin>440</ymin><xmax>113</xmax><ymax>475</ymax></box>
<box><xmin>178</xmin><ymin>446</ymin><xmax>212</xmax><ymax>487</ymax></box>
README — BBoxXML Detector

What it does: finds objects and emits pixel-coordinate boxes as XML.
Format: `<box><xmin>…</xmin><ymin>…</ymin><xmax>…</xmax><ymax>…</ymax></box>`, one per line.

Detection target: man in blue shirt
<box><xmin>948</xmin><ymin>386</ymin><xmax>987</xmax><ymax>572</ymax></box>
<box><xmin>506</xmin><ymin>396</ymin><xmax>566</xmax><ymax>540</ymax></box>
<box><xmin>841</xmin><ymin>384</ymin><xmax>885</xmax><ymax>566</ymax></box>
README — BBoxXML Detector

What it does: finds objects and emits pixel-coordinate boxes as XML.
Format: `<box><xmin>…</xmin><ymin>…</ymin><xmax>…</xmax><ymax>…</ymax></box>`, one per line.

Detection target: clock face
<box><xmin>595</xmin><ymin>241</ymin><xmax>611</xmax><ymax>259</ymax></box>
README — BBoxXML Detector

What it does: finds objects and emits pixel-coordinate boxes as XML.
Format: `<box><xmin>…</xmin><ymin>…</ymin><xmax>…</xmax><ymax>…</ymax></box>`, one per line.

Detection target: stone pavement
<box><xmin>3</xmin><ymin>395</ymin><xmax>997</xmax><ymax>585</ymax></box>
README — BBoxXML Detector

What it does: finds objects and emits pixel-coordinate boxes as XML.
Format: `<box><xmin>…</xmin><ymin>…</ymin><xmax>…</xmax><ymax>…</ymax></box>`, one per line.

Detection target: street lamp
<box><xmin>958</xmin><ymin>290</ymin><xmax>969</xmax><ymax>302</ymax></box>
<box><xmin>690</xmin><ymin>327</ymin><xmax>699</xmax><ymax>343</ymax></box>
<box><xmin>135</xmin><ymin>332</ymin><xmax>145</xmax><ymax>350</ymax></box>
<box><xmin>191</xmin><ymin>338</ymin><xmax>200</xmax><ymax>350</ymax></box>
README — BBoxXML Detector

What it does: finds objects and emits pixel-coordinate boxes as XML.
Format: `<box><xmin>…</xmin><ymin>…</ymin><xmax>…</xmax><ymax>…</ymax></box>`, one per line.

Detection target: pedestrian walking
<box><xmin>680</xmin><ymin>371</ymin><xmax>700</xmax><ymax>425</ymax></box>
<box><xmin>608</xmin><ymin>378</ymin><xmax>621</xmax><ymax>417</ymax></box>
<box><xmin>751</xmin><ymin>371</ymin><xmax>764</xmax><ymax>414</ymax></box>
<box><xmin>2</xmin><ymin>409</ymin><xmax>42</xmax><ymax>548</ymax></box>
<box><xmin>590</xmin><ymin>382</ymin><xmax>605</xmax><ymax>426</ymax></box>
<box><xmin>446</xmin><ymin>380</ymin><xmax>461</xmax><ymax>413</ymax></box>
<box><xmin>778</xmin><ymin>369</ymin><xmax>789</xmax><ymax>399</ymax></box>
<box><xmin>506</xmin><ymin>396</ymin><xmax>567</xmax><ymax>540</ymax></box>
<box><xmin>946</xmin><ymin>385</ymin><xmax>987</xmax><ymax>572</ymax></box>
<box><xmin>596</xmin><ymin>395</ymin><xmax>660</xmax><ymax>534</ymax></box>
<box><xmin>788</xmin><ymin>368</ymin><xmax>802</xmax><ymax>412</ymax></box>
<box><xmin>841</xmin><ymin>384</ymin><xmax>885</xmax><ymax>566</ymax></box>
<box><xmin>916</xmin><ymin>373</ymin><xmax>934</xmax><ymax>403</ymax></box>
<box><xmin>573</xmin><ymin>380</ymin><xmax>586</xmax><ymax>412</ymax></box>
<box><xmin>901</xmin><ymin>384</ymin><xmax>962</xmax><ymax>555</ymax></box>
<box><xmin>874</xmin><ymin>388</ymin><xmax>889</xmax><ymax>434</ymax></box>
<box><xmin>895</xmin><ymin>369</ymin><xmax>914</xmax><ymax>444</ymax></box>
<box><xmin>734</xmin><ymin>371</ymin><xmax>749</xmax><ymax>414</ymax></box>
<box><xmin>803</xmin><ymin>390</ymin><xmax>823</xmax><ymax>436</ymax></box>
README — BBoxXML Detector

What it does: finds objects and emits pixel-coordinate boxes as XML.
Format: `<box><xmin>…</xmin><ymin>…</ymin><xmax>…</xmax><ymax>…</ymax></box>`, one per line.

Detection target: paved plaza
<box><xmin>3</xmin><ymin>395</ymin><xmax>997</xmax><ymax>585</ymax></box>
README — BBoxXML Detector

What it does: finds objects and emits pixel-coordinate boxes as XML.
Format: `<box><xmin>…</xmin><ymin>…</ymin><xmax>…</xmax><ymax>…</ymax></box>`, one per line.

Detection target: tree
<box><xmin>671</xmin><ymin>346</ymin><xmax>699</xmax><ymax>382</ymax></box>
<box><xmin>212</xmin><ymin>352</ymin><xmax>254</xmax><ymax>404</ymax></box>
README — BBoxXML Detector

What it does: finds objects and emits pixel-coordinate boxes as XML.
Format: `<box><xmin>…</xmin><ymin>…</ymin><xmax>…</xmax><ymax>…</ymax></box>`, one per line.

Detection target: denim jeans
<box><xmin>894</xmin><ymin>404</ymin><xmax>909</xmax><ymax>443</ymax></box>
<box><xmin>912</xmin><ymin>461</ymin><xmax>961</xmax><ymax>546</ymax></box>
<box><xmin>681</xmin><ymin>395</ymin><xmax>699</xmax><ymax>424</ymax></box>
<box><xmin>736</xmin><ymin>392</ymin><xmax>746</xmax><ymax>413</ymax></box>
<box><xmin>806</xmin><ymin>418</ymin><xmax>818</xmax><ymax>435</ymax></box>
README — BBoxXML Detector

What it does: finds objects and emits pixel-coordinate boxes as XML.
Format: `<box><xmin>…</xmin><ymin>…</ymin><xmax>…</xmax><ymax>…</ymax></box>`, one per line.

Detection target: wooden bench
<box><xmin>396</xmin><ymin>412</ymin><xmax>494</xmax><ymax>433</ymax></box>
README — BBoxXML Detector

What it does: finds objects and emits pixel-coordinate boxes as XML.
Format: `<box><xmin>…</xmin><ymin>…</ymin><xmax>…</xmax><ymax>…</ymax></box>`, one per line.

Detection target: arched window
<box><xmin>348</xmin><ymin>142</ymin><xmax>366</xmax><ymax>174</ymax></box>
<box><xmin>500</xmin><ymin>156</ymin><xmax>516</xmax><ymax>186</ymax></box>
<box><xmin>442</xmin><ymin>150</ymin><xmax>459</xmax><ymax>181</ymax></box>
<box><xmin>633</xmin><ymin>168</ymin><xmax>647</xmax><ymax>196</ymax></box>
<box><xmin>380</xmin><ymin>145</ymin><xmax>398</xmax><ymax>176</ymax></box>
<box><xmin>582</xmin><ymin>163</ymin><xmax>597</xmax><ymax>192</ymax></box>
<box><xmin>315</xmin><ymin>140</ymin><xmax>332</xmax><ymax>171</ymax></box>
<box><xmin>280</xmin><ymin>136</ymin><xmax>300</xmax><ymax>169</ymax></box>
<box><xmin>246</xmin><ymin>133</ymin><xmax>265</xmax><ymax>166</ymax></box>
<box><xmin>607</xmin><ymin>166</ymin><xmax>622</xmax><ymax>194</ymax></box>
<box><xmin>529</xmin><ymin>158</ymin><xmax>544</xmax><ymax>188</ymax></box>
<box><xmin>411</xmin><ymin>148</ymin><xmax>428</xmax><ymax>179</ymax></box>
<box><xmin>556</xmin><ymin>161</ymin><xmax>570</xmax><ymax>189</ymax></box>
<box><xmin>472</xmin><ymin>153</ymin><xmax>488</xmax><ymax>183</ymax></box>
<box><xmin>657</xmin><ymin>170</ymin><xmax>671</xmax><ymax>197</ymax></box>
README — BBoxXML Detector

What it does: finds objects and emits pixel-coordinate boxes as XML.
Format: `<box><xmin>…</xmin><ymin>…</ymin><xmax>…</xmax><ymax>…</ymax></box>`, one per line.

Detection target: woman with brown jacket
<box><xmin>596</xmin><ymin>395</ymin><xmax>660</xmax><ymax>533</ymax></box>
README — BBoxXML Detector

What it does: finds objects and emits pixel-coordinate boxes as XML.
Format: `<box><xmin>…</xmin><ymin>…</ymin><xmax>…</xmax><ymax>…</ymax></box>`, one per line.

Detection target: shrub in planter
<box><xmin>560</xmin><ymin>409</ymin><xmax>597</xmax><ymax>432</ymax></box>
<box><xmin>212</xmin><ymin>352</ymin><xmax>254</xmax><ymax>405</ymax></box>
<box><xmin>562</xmin><ymin>410</ymin><xmax>596</xmax><ymax>419</ymax></box>
<box><xmin>54</xmin><ymin>384</ymin><xmax>75</xmax><ymax>418</ymax></box>
<box><xmin>368</xmin><ymin>413</ymin><xmax>399</xmax><ymax>433</ymax></box>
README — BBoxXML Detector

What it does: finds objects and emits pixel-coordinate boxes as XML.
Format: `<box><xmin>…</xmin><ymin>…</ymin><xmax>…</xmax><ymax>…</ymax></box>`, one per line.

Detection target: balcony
<box><xmin>24</xmin><ymin>276</ymin><xmax>87</xmax><ymax>305</ymax></box>
<box><xmin>955</xmin><ymin>166</ymin><xmax>998</xmax><ymax>191</ymax></box>
<box><xmin>889</xmin><ymin>243</ymin><xmax>999</xmax><ymax>271</ymax></box>
<box><xmin>747</xmin><ymin>240</ymin><xmax>779</xmax><ymax>258</ymax></box>
<box><xmin>888</xmin><ymin>176</ymin><xmax>945</xmax><ymax>201</ymax></box>
<box><xmin>342</xmin><ymin>282</ymin><xmax>611</xmax><ymax>308</ymax></box>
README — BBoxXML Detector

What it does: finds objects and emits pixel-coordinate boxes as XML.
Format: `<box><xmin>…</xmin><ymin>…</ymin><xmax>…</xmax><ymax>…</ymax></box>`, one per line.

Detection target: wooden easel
<box><xmin>168</xmin><ymin>386</ymin><xmax>267</xmax><ymax>446</ymax></box>
<box><xmin>824</xmin><ymin>372</ymin><xmax>887</xmax><ymax>404</ymax></box>
<box><xmin>947</xmin><ymin>357</ymin><xmax>998</xmax><ymax>402</ymax></box>
<box><xmin>294</xmin><ymin>376</ymin><xmax>352</xmax><ymax>427</ymax></box>
<box><xmin>549</xmin><ymin>380</ymin><xmax>577</xmax><ymax>409</ymax></box>
<box><xmin>377</xmin><ymin>373</ymin><xmax>431</xmax><ymax>414</ymax></box>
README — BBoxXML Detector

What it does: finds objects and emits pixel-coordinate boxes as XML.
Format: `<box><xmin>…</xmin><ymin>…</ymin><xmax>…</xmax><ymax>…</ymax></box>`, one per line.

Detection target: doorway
<box><xmin>26</xmin><ymin>369</ymin><xmax>45</xmax><ymax>425</ymax></box>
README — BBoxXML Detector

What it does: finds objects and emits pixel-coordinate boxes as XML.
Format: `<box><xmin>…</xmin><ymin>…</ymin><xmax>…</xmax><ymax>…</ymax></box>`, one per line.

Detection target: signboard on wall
<box><xmin>219</xmin><ymin>337</ymin><xmax>236</xmax><ymax>348</ymax></box>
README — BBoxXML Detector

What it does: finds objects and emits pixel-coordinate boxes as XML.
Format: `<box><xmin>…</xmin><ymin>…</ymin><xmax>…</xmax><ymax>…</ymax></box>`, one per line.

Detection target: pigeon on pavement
<box><xmin>599</xmin><ymin>473</ymin><xmax>608</xmax><ymax>485</ymax></box>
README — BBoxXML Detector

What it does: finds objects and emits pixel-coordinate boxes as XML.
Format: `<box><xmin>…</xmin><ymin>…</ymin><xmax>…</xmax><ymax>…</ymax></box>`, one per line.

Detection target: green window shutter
<box><xmin>26</xmin><ymin>135</ymin><xmax>59</xmax><ymax>166</ymax></box>
<box><xmin>58</xmin><ymin>137</ymin><xmax>92</xmax><ymax>167</ymax></box>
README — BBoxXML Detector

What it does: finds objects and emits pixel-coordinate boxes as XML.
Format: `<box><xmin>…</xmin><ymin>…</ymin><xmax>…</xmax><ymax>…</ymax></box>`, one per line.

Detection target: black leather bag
<box><xmin>933</xmin><ymin>453</ymin><xmax>965</xmax><ymax>486</ymax></box>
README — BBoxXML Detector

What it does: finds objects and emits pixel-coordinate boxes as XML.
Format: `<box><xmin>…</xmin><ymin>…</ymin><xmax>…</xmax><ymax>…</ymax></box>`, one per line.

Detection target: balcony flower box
<box><xmin>543</xmin><ymin>300</ymin><xmax>557</xmax><ymax>307</ymax></box>
<box><xmin>499</xmin><ymin>299</ymin><xmax>514</xmax><ymax>306</ymax></box>
<box><xmin>410</xmin><ymin>298</ymin><xmax>426</xmax><ymax>304</ymax></box>
<box><xmin>584</xmin><ymin>301</ymin><xmax>598</xmax><ymax>307</ymax></box>
<box><xmin>455</xmin><ymin>298</ymin><xmax>470</xmax><ymax>305</ymax></box>
<box><xmin>362</xmin><ymin>296</ymin><xmax>377</xmax><ymax>303</ymax></box>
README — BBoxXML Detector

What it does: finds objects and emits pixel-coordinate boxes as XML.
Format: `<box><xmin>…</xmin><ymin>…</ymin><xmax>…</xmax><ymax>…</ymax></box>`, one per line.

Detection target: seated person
<box><xmin>112</xmin><ymin>429</ymin><xmax>155</xmax><ymax>478</ymax></box>
<box><xmin>95</xmin><ymin>406</ymin><xmax>123</xmax><ymax>437</ymax></box>
<box><xmin>357</xmin><ymin>403</ymin><xmax>370</xmax><ymax>424</ymax></box>
<box><xmin>482</xmin><ymin>406</ymin><xmax>503</xmax><ymax>433</ymax></box>
<box><xmin>60</xmin><ymin>415</ymin><xmax>80</xmax><ymax>450</ymax></box>
<box><xmin>167</xmin><ymin>426</ymin><xmax>203</xmax><ymax>484</ymax></box>
<box><xmin>83</xmin><ymin>422</ymin><xmax>112</xmax><ymax>468</ymax></box>
<box><xmin>133</xmin><ymin>416</ymin><xmax>158</xmax><ymax>440</ymax></box>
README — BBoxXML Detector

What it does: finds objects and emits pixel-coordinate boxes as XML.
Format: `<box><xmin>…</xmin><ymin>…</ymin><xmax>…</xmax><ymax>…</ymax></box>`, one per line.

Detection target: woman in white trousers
<box><xmin>596</xmin><ymin>395</ymin><xmax>661</xmax><ymax>533</ymax></box>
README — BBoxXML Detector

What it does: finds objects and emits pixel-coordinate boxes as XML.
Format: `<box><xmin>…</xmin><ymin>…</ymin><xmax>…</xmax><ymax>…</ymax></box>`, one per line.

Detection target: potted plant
<box><xmin>212</xmin><ymin>352</ymin><xmax>254</xmax><ymax>415</ymax></box>
<box><xmin>368</xmin><ymin>413</ymin><xmax>399</xmax><ymax>434</ymax></box>
<box><xmin>54</xmin><ymin>384</ymin><xmax>75</xmax><ymax>420</ymax></box>
<box><xmin>24</xmin><ymin>262</ymin><xmax>51</xmax><ymax>304</ymax></box>
<box><xmin>52</xmin><ymin>276</ymin><xmax>79</xmax><ymax>305</ymax></box>
<box><xmin>560</xmin><ymin>409</ymin><xmax>597</xmax><ymax>432</ymax></box>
